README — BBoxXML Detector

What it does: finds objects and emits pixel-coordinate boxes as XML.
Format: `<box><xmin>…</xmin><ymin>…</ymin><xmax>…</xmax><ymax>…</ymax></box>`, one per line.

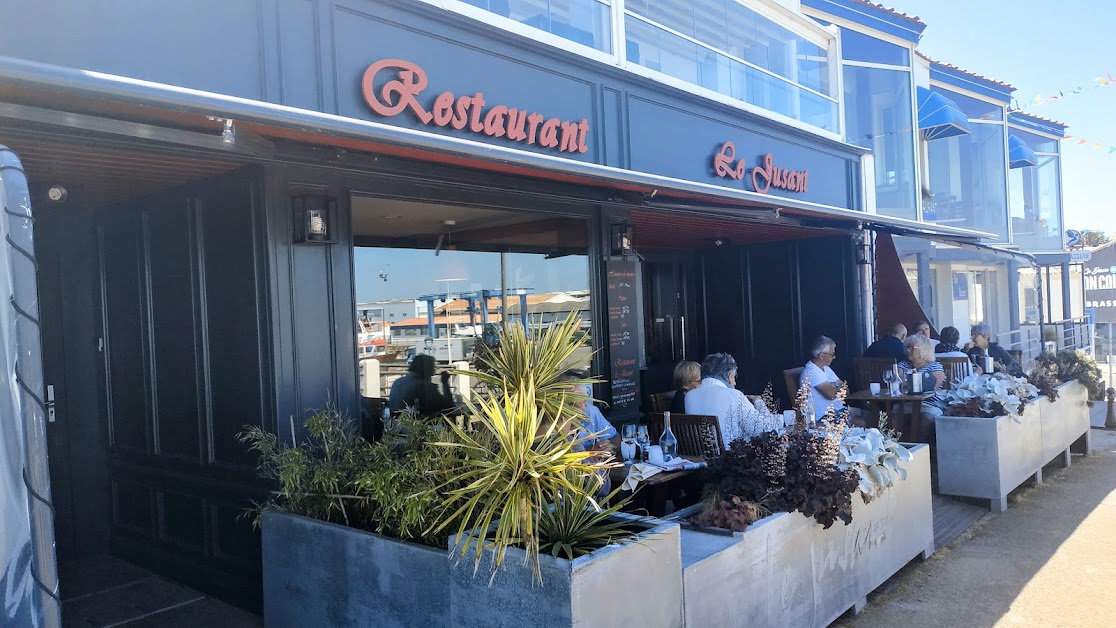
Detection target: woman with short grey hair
<box><xmin>966</xmin><ymin>324</ymin><xmax>1022</xmax><ymax>376</ymax></box>
<box><xmin>685</xmin><ymin>352</ymin><xmax>780</xmax><ymax>447</ymax></box>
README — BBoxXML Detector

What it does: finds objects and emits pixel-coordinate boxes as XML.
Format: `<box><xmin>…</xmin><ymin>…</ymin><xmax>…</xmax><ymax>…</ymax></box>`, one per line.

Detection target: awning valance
<box><xmin>917</xmin><ymin>87</ymin><xmax>972</xmax><ymax>141</ymax></box>
<box><xmin>1008</xmin><ymin>134</ymin><xmax>1038</xmax><ymax>169</ymax></box>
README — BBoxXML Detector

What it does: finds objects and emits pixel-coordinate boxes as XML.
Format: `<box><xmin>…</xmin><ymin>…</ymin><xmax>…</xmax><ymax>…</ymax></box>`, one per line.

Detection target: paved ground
<box><xmin>843</xmin><ymin>403</ymin><xmax>1116</xmax><ymax>628</ymax></box>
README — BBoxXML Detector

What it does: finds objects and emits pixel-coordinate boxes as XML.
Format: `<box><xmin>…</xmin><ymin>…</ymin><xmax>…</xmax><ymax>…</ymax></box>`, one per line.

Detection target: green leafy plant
<box><xmin>538</xmin><ymin>474</ymin><xmax>631</xmax><ymax>560</ymax></box>
<box><xmin>1033</xmin><ymin>350</ymin><xmax>1105</xmax><ymax>400</ymax></box>
<box><xmin>431</xmin><ymin>314</ymin><xmax>619</xmax><ymax>583</ymax></box>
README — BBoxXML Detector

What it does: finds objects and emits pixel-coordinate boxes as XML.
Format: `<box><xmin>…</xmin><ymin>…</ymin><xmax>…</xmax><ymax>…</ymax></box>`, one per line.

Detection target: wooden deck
<box><xmin>932</xmin><ymin>493</ymin><xmax>987</xmax><ymax>549</ymax></box>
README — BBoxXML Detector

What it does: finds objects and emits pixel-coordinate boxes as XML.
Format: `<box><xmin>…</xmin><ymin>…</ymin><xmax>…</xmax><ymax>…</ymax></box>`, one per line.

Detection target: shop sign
<box><xmin>362</xmin><ymin>59</ymin><xmax>590</xmax><ymax>154</ymax></box>
<box><xmin>1070</xmin><ymin>251</ymin><xmax>1092</xmax><ymax>263</ymax></box>
<box><xmin>712</xmin><ymin>141</ymin><xmax>809</xmax><ymax>194</ymax></box>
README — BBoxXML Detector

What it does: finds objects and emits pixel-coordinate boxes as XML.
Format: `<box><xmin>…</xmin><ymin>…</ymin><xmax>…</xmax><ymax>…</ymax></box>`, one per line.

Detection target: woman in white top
<box><xmin>685</xmin><ymin>353</ymin><xmax>781</xmax><ymax>448</ymax></box>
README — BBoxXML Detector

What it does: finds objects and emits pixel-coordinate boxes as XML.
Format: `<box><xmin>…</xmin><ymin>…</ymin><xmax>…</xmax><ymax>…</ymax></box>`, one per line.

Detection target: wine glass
<box><xmin>882</xmin><ymin>369</ymin><xmax>898</xmax><ymax>396</ymax></box>
<box><xmin>635</xmin><ymin>425</ymin><xmax>650</xmax><ymax>463</ymax></box>
<box><xmin>621</xmin><ymin>424</ymin><xmax>637</xmax><ymax>464</ymax></box>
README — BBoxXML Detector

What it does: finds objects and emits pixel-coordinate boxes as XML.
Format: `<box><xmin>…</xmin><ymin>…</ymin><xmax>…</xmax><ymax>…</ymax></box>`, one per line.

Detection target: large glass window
<box><xmin>937</xmin><ymin>88</ymin><xmax>1004</xmax><ymax>121</ymax></box>
<box><xmin>926</xmin><ymin>123</ymin><xmax>1009</xmax><ymax>240</ymax></box>
<box><xmin>843</xmin><ymin>65</ymin><xmax>916</xmax><ymax>218</ymax></box>
<box><xmin>1011</xmin><ymin>150</ymin><xmax>1063</xmax><ymax>251</ymax></box>
<box><xmin>462</xmin><ymin>0</ymin><xmax>613</xmax><ymax>53</ymax></box>
<box><xmin>840</xmin><ymin>29</ymin><xmax>910</xmax><ymax>66</ymax></box>
<box><xmin>624</xmin><ymin>0</ymin><xmax>838</xmax><ymax>132</ymax></box>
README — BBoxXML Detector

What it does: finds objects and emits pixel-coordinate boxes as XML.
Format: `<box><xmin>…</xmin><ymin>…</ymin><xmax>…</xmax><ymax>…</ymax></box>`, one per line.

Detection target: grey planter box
<box><xmin>262</xmin><ymin>511</ymin><xmax>451</xmax><ymax>628</ymax></box>
<box><xmin>262</xmin><ymin>510</ymin><xmax>682</xmax><ymax>628</ymax></box>
<box><xmin>449</xmin><ymin>512</ymin><xmax>683</xmax><ymax>628</ymax></box>
<box><xmin>936</xmin><ymin>402</ymin><xmax>1042</xmax><ymax>512</ymax></box>
<box><xmin>1038</xmin><ymin>381</ymin><xmax>1091</xmax><ymax>466</ymax></box>
<box><xmin>674</xmin><ymin>444</ymin><xmax>934</xmax><ymax>627</ymax></box>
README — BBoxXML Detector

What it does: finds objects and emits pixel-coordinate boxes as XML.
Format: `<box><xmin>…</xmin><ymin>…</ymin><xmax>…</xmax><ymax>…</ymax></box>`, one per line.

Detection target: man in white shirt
<box><xmin>800</xmin><ymin>336</ymin><xmax>851</xmax><ymax>422</ymax></box>
<box><xmin>685</xmin><ymin>353</ymin><xmax>780</xmax><ymax>448</ymax></box>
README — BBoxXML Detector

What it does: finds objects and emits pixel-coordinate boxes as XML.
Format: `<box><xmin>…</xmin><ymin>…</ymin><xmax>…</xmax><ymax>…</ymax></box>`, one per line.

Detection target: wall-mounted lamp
<box><xmin>611</xmin><ymin>224</ymin><xmax>634</xmax><ymax>256</ymax></box>
<box><xmin>855</xmin><ymin>235</ymin><xmax>872</xmax><ymax>265</ymax></box>
<box><xmin>714</xmin><ymin>238</ymin><xmax>731</xmax><ymax>248</ymax></box>
<box><xmin>292</xmin><ymin>195</ymin><xmax>338</xmax><ymax>244</ymax></box>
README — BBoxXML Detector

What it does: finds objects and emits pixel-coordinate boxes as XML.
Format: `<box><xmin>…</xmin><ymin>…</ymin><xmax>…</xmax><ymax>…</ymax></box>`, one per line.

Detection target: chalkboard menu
<box><xmin>606</xmin><ymin>260</ymin><xmax>640</xmax><ymax>415</ymax></box>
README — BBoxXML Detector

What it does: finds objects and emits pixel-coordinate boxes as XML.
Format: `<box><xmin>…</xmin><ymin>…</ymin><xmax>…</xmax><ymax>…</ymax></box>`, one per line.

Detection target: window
<box><xmin>937</xmin><ymin>88</ymin><xmax>1004</xmax><ymax>122</ymax></box>
<box><xmin>462</xmin><ymin>0</ymin><xmax>613</xmax><ymax>53</ymax></box>
<box><xmin>843</xmin><ymin>65</ymin><xmax>916</xmax><ymax>218</ymax></box>
<box><xmin>840</xmin><ymin>29</ymin><xmax>910</xmax><ymax>66</ymax></box>
<box><xmin>1010</xmin><ymin>147</ymin><xmax>1063</xmax><ymax>251</ymax></box>
<box><xmin>624</xmin><ymin>0</ymin><xmax>838</xmax><ymax>132</ymax></box>
<box><xmin>926</xmin><ymin>123</ymin><xmax>1009</xmax><ymax>240</ymax></box>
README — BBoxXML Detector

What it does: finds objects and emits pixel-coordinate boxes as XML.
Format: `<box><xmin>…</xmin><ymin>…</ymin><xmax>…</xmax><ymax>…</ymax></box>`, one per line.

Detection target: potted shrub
<box><xmin>935</xmin><ymin>372</ymin><xmax>1043</xmax><ymax>511</ymax></box>
<box><xmin>669</xmin><ymin>422</ymin><xmax>932</xmax><ymax>626</ymax></box>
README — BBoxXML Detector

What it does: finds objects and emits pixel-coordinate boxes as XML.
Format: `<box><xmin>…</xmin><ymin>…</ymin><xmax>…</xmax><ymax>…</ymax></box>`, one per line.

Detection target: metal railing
<box><xmin>1002</xmin><ymin>317</ymin><xmax>1095</xmax><ymax>373</ymax></box>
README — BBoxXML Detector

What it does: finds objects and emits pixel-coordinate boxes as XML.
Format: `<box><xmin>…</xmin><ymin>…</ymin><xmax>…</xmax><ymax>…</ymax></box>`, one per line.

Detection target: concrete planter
<box><xmin>450</xmin><ymin>512</ymin><xmax>683</xmax><ymax>628</ymax></box>
<box><xmin>1038</xmin><ymin>380</ymin><xmax>1091</xmax><ymax>467</ymax></box>
<box><xmin>262</xmin><ymin>511</ymin><xmax>451</xmax><ymax>628</ymax></box>
<box><xmin>673</xmin><ymin>444</ymin><xmax>933</xmax><ymax>627</ymax></box>
<box><xmin>262</xmin><ymin>510</ymin><xmax>682</xmax><ymax>628</ymax></box>
<box><xmin>936</xmin><ymin>402</ymin><xmax>1042</xmax><ymax>512</ymax></box>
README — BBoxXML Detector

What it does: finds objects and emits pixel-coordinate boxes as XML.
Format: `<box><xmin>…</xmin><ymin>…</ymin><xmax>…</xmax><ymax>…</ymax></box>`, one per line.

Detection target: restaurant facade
<box><xmin>0</xmin><ymin>0</ymin><xmax>1024</xmax><ymax>621</ymax></box>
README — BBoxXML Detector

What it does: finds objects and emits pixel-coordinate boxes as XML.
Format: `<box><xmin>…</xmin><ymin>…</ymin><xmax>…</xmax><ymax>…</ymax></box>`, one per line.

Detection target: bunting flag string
<box><xmin>1011</xmin><ymin>73</ymin><xmax>1116</xmax><ymax>110</ymax></box>
<box><xmin>1061</xmin><ymin>134</ymin><xmax>1116</xmax><ymax>155</ymax></box>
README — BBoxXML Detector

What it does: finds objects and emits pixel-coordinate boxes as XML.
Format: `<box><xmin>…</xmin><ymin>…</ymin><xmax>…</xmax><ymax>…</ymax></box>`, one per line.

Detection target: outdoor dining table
<box><xmin>846</xmin><ymin>389</ymin><xmax>935</xmax><ymax>442</ymax></box>
<box><xmin>609</xmin><ymin>455</ymin><xmax>705</xmax><ymax>517</ymax></box>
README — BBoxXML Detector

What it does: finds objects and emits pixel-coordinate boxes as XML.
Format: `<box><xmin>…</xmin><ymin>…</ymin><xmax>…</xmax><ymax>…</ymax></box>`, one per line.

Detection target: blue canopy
<box><xmin>1008</xmin><ymin>134</ymin><xmax>1038</xmax><ymax>168</ymax></box>
<box><xmin>917</xmin><ymin>87</ymin><xmax>972</xmax><ymax>141</ymax></box>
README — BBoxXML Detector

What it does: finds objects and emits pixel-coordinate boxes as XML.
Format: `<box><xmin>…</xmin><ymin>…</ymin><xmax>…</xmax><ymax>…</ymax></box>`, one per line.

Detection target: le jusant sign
<box><xmin>712</xmin><ymin>141</ymin><xmax>809</xmax><ymax>194</ymax></box>
<box><xmin>362</xmin><ymin>59</ymin><xmax>590</xmax><ymax>155</ymax></box>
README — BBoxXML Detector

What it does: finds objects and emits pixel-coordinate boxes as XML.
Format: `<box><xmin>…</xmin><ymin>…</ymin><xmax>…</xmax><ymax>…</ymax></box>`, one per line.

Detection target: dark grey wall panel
<box><xmin>0</xmin><ymin>0</ymin><xmax>268</xmax><ymax>99</ymax></box>
<box><xmin>277</xmin><ymin>0</ymin><xmax>325</xmax><ymax>110</ymax></box>
<box><xmin>144</xmin><ymin>204</ymin><xmax>203</xmax><ymax>462</ymax></box>
<box><xmin>99</xmin><ymin>214</ymin><xmax>149</xmax><ymax>454</ymax></box>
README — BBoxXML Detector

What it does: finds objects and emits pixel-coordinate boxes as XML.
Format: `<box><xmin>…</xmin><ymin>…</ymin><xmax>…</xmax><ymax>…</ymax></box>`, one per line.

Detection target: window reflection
<box><xmin>843</xmin><ymin>65</ymin><xmax>916</xmax><ymax>219</ymax></box>
<box><xmin>462</xmin><ymin>0</ymin><xmax>613</xmax><ymax>53</ymax></box>
<box><xmin>926</xmin><ymin>123</ymin><xmax>1009</xmax><ymax>240</ymax></box>
<box><xmin>1010</xmin><ymin>153</ymin><xmax>1063</xmax><ymax>251</ymax></box>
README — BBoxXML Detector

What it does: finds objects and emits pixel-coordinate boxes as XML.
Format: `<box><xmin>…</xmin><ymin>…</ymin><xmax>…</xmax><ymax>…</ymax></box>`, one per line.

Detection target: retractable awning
<box><xmin>917</xmin><ymin>87</ymin><xmax>972</xmax><ymax>141</ymax></box>
<box><xmin>1008</xmin><ymin>134</ymin><xmax>1038</xmax><ymax>169</ymax></box>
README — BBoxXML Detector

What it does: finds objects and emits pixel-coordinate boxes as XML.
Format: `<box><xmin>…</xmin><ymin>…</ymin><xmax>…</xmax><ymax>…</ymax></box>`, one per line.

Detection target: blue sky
<box><xmin>902</xmin><ymin>0</ymin><xmax>1116</xmax><ymax>233</ymax></box>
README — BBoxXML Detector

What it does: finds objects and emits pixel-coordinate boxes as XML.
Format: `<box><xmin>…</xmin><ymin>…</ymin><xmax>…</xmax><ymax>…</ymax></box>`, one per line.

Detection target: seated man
<box><xmin>388</xmin><ymin>354</ymin><xmax>457</xmax><ymax>419</ymax></box>
<box><xmin>801</xmin><ymin>336</ymin><xmax>859</xmax><ymax>423</ymax></box>
<box><xmin>685</xmin><ymin>353</ymin><xmax>780</xmax><ymax>447</ymax></box>
<box><xmin>862</xmin><ymin>324</ymin><xmax>907</xmax><ymax>361</ymax></box>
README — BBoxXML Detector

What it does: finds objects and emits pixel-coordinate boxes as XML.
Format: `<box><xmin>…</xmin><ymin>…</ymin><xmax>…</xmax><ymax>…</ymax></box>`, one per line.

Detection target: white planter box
<box><xmin>1038</xmin><ymin>380</ymin><xmax>1091</xmax><ymax>467</ymax></box>
<box><xmin>676</xmin><ymin>444</ymin><xmax>933</xmax><ymax>627</ymax></box>
<box><xmin>936</xmin><ymin>403</ymin><xmax>1042</xmax><ymax>512</ymax></box>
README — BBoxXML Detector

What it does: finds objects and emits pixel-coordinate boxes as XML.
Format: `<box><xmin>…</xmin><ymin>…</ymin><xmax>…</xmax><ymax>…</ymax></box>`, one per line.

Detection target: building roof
<box><xmin>918</xmin><ymin>53</ymin><xmax>1015</xmax><ymax>90</ymax></box>
<box><xmin>846</xmin><ymin>0</ymin><xmax>925</xmax><ymax>27</ymax></box>
<box><xmin>1008</xmin><ymin>109</ymin><xmax>1068</xmax><ymax>129</ymax></box>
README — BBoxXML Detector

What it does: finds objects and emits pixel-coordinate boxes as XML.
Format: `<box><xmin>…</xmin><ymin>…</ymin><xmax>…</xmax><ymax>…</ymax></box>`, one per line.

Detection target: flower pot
<box><xmin>672</xmin><ymin>444</ymin><xmax>933</xmax><ymax>627</ymax></box>
<box><xmin>262</xmin><ymin>512</ymin><xmax>451</xmax><ymax>628</ymax></box>
<box><xmin>936</xmin><ymin>403</ymin><xmax>1042</xmax><ymax>511</ymax></box>
<box><xmin>448</xmin><ymin>512</ymin><xmax>683</xmax><ymax>628</ymax></box>
<box><xmin>1037</xmin><ymin>380</ymin><xmax>1091</xmax><ymax>466</ymax></box>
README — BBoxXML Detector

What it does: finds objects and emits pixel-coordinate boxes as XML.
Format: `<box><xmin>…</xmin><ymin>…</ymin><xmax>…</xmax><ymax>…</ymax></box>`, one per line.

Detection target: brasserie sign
<box><xmin>713</xmin><ymin>141</ymin><xmax>808</xmax><ymax>194</ymax></box>
<box><xmin>362</xmin><ymin>59</ymin><xmax>590</xmax><ymax>154</ymax></box>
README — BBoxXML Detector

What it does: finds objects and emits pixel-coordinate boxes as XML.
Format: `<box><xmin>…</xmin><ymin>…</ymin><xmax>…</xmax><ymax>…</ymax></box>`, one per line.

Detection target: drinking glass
<box><xmin>635</xmin><ymin>425</ymin><xmax>650</xmax><ymax>463</ymax></box>
<box><xmin>621</xmin><ymin>424</ymin><xmax>637</xmax><ymax>464</ymax></box>
<box><xmin>882</xmin><ymin>370</ymin><xmax>897</xmax><ymax>396</ymax></box>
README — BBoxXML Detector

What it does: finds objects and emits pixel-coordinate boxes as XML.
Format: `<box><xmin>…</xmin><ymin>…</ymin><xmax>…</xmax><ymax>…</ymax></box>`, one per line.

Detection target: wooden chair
<box><xmin>938</xmin><ymin>356</ymin><xmax>972</xmax><ymax>390</ymax></box>
<box><xmin>852</xmin><ymin>357</ymin><xmax>897</xmax><ymax>393</ymax></box>
<box><xmin>783</xmin><ymin>367</ymin><xmax>804</xmax><ymax>404</ymax></box>
<box><xmin>647</xmin><ymin>413</ymin><xmax>724</xmax><ymax>459</ymax></box>
<box><xmin>649</xmin><ymin>390</ymin><xmax>676</xmax><ymax>413</ymax></box>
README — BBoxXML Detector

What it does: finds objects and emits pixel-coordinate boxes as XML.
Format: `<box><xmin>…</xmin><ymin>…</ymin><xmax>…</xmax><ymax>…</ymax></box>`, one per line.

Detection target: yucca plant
<box><xmin>430</xmin><ymin>314</ymin><xmax>619</xmax><ymax>583</ymax></box>
<box><xmin>538</xmin><ymin>474</ymin><xmax>631</xmax><ymax>560</ymax></box>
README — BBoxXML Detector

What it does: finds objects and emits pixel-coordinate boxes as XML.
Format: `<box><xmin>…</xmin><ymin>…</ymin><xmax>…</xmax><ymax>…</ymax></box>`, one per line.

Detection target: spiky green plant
<box><xmin>429</xmin><ymin>380</ymin><xmax>613</xmax><ymax>583</ymax></box>
<box><xmin>538</xmin><ymin>475</ymin><xmax>632</xmax><ymax>560</ymax></box>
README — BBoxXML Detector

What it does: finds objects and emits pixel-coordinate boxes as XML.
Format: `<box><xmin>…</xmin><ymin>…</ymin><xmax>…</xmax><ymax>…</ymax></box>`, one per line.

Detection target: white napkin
<box><xmin>621</xmin><ymin>458</ymin><xmax>695</xmax><ymax>491</ymax></box>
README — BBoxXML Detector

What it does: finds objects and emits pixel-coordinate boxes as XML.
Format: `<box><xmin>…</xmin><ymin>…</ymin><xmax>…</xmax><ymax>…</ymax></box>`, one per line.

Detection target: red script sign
<box><xmin>713</xmin><ymin>141</ymin><xmax>808</xmax><ymax>194</ymax></box>
<box><xmin>362</xmin><ymin>59</ymin><xmax>589</xmax><ymax>154</ymax></box>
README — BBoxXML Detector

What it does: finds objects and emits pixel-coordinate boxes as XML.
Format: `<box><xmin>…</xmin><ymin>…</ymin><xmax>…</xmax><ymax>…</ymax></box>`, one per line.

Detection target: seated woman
<box><xmin>966</xmin><ymin>324</ymin><xmax>1023</xmax><ymax>376</ymax></box>
<box><xmin>935</xmin><ymin>326</ymin><xmax>967</xmax><ymax>357</ymax></box>
<box><xmin>557</xmin><ymin>370</ymin><xmax>619</xmax><ymax>455</ymax></box>
<box><xmin>388</xmin><ymin>354</ymin><xmax>457</xmax><ymax>419</ymax></box>
<box><xmin>670</xmin><ymin>360</ymin><xmax>702</xmax><ymax>414</ymax></box>
<box><xmin>898</xmin><ymin>334</ymin><xmax>947</xmax><ymax>438</ymax></box>
<box><xmin>684</xmin><ymin>353</ymin><xmax>781</xmax><ymax>447</ymax></box>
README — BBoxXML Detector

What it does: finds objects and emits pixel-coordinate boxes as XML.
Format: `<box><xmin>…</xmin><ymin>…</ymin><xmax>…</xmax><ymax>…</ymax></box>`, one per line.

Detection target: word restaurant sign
<box><xmin>712</xmin><ymin>141</ymin><xmax>808</xmax><ymax>194</ymax></box>
<box><xmin>362</xmin><ymin>59</ymin><xmax>589</xmax><ymax>154</ymax></box>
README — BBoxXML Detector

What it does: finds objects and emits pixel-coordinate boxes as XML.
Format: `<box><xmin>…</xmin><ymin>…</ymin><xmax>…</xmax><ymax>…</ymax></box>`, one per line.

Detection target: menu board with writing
<box><xmin>606</xmin><ymin>260</ymin><xmax>640</xmax><ymax>415</ymax></box>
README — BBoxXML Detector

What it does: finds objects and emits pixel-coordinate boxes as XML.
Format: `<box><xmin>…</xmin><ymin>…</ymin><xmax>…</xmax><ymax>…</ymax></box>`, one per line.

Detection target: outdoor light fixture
<box><xmin>46</xmin><ymin>186</ymin><xmax>67</xmax><ymax>203</ymax></box>
<box><xmin>855</xmin><ymin>235</ymin><xmax>872</xmax><ymax>265</ymax></box>
<box><xmin>714</xmin><ymin>238</ymin><xmax>730</xmax><ymax>247</ymax></box>
<box><xmin>611</xmin><ymin>224</ymin><xmax>634</xmax><ymax>256</ymax></box>
<box><xmin>291</xmin><ymin>194</ymin><xmax>338</xmax><ymax>244</ymax></box>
